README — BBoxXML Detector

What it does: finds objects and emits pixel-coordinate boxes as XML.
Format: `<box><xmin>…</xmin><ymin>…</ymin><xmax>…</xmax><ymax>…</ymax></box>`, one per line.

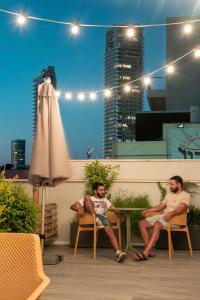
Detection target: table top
<box><xmin>110</xmin><ymin>207</ymin><xmax>145</xmax><ymax>212</ymax></box>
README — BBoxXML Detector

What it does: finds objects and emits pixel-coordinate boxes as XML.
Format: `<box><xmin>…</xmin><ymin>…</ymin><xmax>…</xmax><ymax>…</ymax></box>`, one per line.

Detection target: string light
<box><xmin>55</xmin><ymin>90</ymin><xmax>61</xmax><ymax>98</ymax></box>
<box><xmin>89</xmin><ymin>92</ymin><xmax>97</xmax><ymax>101</ymax></box>
<box><xmin>124</xmin><ymin>85</ymin><xmax>131</xmax><ymax>93</ymax></box>
<box><xmin>71</xmin><ymin>23</ymin><xmax>80</xmax><ymax>35</ymax></box>
<box><xmin>1</xmin><ymin>8</ymin><xmax>200</xmax><ymax>29</ymax></box>
<box><xmin>78</xmin><ymin>92</ymin><xmax>85</xmax><ymax>101</ymax></box>
<box><xmin>65</xmin><ymin>92</ymin><xmax>72</xmax><ymax>100</ymax></box>
<box><xmin>16</xmin><ymin>13</ymin><xmax>27</xmax><ymax>26</ymax></box>
<box><xmin>104</xmin><ymin>89</ymin><xmax>112</xmax><ymax>98</ymax></box>
<box><xmin>143</xmin><ymin>77</ymin><xmax>151</xmax><ymax>86</ymax></box>
<box><xmin>194</xmin><ymin>48</ymin><xmax>200</xmax><ymax>58</ymax></box>
<box><xmin>126</xmin><ymin>27</ymin><xmax>135</xmax><ymax>38</ymax></box>
<box><xmin>183</xmin><ymin>23</ymin><xmax>193</xmax><ymax>34</ymax></box>
<box><xmin>166</xmin><ymin>65</ymin><xmax>175</xmax><ymax>74</ymax></box>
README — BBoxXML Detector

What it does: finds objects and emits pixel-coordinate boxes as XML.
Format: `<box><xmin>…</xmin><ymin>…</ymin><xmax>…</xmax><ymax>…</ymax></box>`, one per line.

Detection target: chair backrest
<box><xmin>169</xmin><ymin>213</ymin><xmax>187</xmax><ymax>226</ymax></box>
<box><xmin>105</xmin><ymin>211</ymin><xmax>120</xmax><ymax>224</ymax></box>
<box><xmin>0</xmin><ymin>233</ymin><xmax>50</xmax><ymax>300</ymax></box>
<box><xmin>79</xmin><ymin>213</ymin><xmax>96</xmax><ymax>225</ymax></box>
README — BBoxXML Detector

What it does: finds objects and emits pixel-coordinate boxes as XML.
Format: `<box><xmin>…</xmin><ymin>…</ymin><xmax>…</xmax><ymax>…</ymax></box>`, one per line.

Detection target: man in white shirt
<box><xmin>71</xmin><ymin>183</ymin><xmax>126</xmax><ymax>263</ymax></box>
<box><xmin>134</xmin><ymin>176</ymin><xmax>191</xmax><ymax>261</ymax></box>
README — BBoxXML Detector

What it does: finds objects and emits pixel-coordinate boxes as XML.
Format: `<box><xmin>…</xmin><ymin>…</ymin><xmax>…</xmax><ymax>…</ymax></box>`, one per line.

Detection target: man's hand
<box><xmin>77</xmin><ymin>207</ymin><xmax>84</xmax><ymax>217</ymax></box>
<box><xmin>163</xmin><ymin>211</ymin><xmax>174</xmax><ymax>222</ymax></box>
<box><xmin>142</xmin><ymin>210</ymin><xmax>148</xmax><ymax>218</ymax></box>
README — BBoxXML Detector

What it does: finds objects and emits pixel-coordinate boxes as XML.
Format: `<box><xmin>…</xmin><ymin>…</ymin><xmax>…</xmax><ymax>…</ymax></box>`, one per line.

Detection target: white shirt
<box><xmin>163</xmin><ymin>191</ymin><xmax>191</xmax><ymax>213</ymax></box>
<box><xmin>79</xmin><ymin>196</ymin><xmax>112</xmax><ymax>215</ymax></box>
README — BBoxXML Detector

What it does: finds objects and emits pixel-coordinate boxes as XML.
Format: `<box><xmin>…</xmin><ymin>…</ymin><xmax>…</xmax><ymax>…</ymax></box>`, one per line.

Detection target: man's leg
<box><xmin>139</xmin><ymin>219</ymin><xmax>155</xmax><ymax>256</ymax></box>
<box><xmin>143</xmin><ymin>222</ymin><xmax>163</xmax><ymax>257</ymax></box>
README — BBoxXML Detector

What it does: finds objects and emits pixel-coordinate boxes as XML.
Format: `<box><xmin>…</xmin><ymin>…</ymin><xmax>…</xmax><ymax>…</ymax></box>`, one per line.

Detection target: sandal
<box><xmin>133</xmin><ymin>252</ymin><xmax>148</xmax><ymax>261</ymax></box>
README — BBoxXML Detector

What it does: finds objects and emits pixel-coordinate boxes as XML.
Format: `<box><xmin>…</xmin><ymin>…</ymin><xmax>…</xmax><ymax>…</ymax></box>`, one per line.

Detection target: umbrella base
<box><xmin>43</xmin><ymin>254</ymin><xmax>64</xmax><ymax>265</ymax></box>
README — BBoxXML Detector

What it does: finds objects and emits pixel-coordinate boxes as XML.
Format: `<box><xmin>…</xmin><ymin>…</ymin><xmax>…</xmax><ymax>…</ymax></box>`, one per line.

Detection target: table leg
<box><xmin>125</xmin><ymin>213</ymin><xmax>138</xmax><ymax>254</ymax></box>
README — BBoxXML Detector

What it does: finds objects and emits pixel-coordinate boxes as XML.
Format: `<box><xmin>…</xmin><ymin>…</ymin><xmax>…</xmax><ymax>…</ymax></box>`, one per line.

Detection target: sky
<box><xmin>0</xmin><ymin>0</ymin><xmax>200</xmax><ymax>164</ymax></box>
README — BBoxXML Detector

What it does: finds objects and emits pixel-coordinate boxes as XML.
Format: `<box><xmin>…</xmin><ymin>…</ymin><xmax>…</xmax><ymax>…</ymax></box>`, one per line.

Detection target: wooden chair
<box><xmin>74</xmin><ymin>211</ymin><xmax>122</xmax><ymax>260</ymax></box>
<box><xmin>0</xmin><ymin>233</ymin><xmax>50</xmax><ymax>300</ymax></box>
<box><xmin>144</xmin><ymin>212</ymin><xmax>193</xmax><ymax>260</ymax></box>
<box><xmin>167</xmin><ymin>213</ymin><xmax>193</xmax><ymax>260</ymax></box>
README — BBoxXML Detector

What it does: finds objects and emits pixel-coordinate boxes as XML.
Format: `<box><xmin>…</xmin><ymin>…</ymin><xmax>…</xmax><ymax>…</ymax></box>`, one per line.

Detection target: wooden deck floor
<box><xmin>43</xmin><ymin>246</ymin><xmax>200</xmax><ymax>300</ymax></box>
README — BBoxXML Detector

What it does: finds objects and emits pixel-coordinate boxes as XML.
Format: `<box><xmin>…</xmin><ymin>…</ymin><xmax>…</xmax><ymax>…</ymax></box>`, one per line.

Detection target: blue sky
<box><xmin>0</xmin><ymin>0</ymin><xmax>200</xmax><ymax>164</ymax></box>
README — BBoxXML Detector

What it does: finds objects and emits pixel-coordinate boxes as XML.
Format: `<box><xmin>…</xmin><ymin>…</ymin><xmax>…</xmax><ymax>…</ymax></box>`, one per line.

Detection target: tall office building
<box><xmin>33</xmin><ymin>66</ymin><xmax>57</xmax><ymax>135</ymax></box>
<box><xmin>104</xmin><ymin>26</ymin><xmax>144</xmax><ymax>158</ymax></box>
<box><xmin>166</xmin><ymin>17</ymin><xmax>200</xmax><ymax>110</ymax></box>
<box><xmin>11</xmin><ymin>140</ymin><xmax>26</xmax><ymax>168</ymax></box>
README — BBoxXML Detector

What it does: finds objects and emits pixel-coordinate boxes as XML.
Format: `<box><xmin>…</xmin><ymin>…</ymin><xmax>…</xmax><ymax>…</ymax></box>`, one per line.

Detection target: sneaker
<box><xmin>116</xmin><ymin>250</ymin><xmax>127</xmax><ymax>263</ymax></box>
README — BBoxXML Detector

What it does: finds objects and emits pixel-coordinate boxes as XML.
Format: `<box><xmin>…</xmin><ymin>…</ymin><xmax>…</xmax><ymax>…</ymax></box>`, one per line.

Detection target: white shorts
<box><xmin>146</xmin><ymin>214</ymin><xmax>168</xmax><ymax>230</ymax></box>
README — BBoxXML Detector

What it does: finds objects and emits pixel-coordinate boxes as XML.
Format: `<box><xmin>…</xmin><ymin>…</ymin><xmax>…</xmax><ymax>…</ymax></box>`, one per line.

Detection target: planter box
<box><xmin>156</xmin><ymin>226</ymin><xmax>200</xmax><ymax>250</ymax></box>
<box><xmin>70</xmin><ymin>222</ymin><xmax>125</xmax><ymax>248</ymax></box>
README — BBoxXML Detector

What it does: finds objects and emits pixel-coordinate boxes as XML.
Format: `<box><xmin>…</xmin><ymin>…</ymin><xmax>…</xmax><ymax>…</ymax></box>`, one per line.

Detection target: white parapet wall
<box><xmin>19</xmin><ymin>159</ymin><xmax>200</xmax><ymax>245</ymax></box>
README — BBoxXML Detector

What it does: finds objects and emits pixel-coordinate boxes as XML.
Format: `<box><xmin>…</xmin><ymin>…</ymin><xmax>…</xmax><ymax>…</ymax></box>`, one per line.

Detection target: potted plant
<box><xmin>70</xmin><ymin>160</ymin><xmax>119</xmax><ymax>248</ymax></box>
<box><xmin>156</xmin><ymin>181</ymin><xmax>200</xmax><ymax>250</ymax></box>
<box><xmin>0</xmin><ymin>171</ymin><xmax>38</xmax><ymax>233</ymax></box>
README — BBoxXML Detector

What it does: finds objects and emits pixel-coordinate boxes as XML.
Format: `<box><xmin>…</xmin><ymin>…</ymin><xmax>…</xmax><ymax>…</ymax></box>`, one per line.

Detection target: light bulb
<box><xmin>194</xmin><ymin>48</ymin><xmax>200</xmax><ymax>58</ymax></box>
<box><xmin>124</xmin><ymin>85</ymin><xmax>131</xmax><ymax>93</ymax></box>
<box><xmin>65</xmin><ymin>92</ymin><xmax>72</xmax><ymax>100</ymax></box>
<box><xmin>126</xmin><ymin>26</ymin><xmax>135</xmax><ymax>38</ymax></box>
<box><xmin>143</xmin><ymin>77</ymin><xmax>151</xmax><ymax>86</ymax></box>
<box><xmin>183</xmin><ymin>23</ymin><xmax>193</xmax><ymax>34</ymax></box>
<box><xmin>166</xmin><ymin>65</ymin><xmax>175</xmax><ymax>74</ymax></box>
<box><xmin>89</xmin><ymin>92</ymin><xmax>97</xmax><ymax>101</ymax></box>
<box><xmin>55</xmin><ymin>90</ymin><xmax>61</xmax><ymax>98</ymax></box>
<box><xmin>78</xmin><ymin>93</ymin><xmax>85</xmax><ymax>101</ymax></box>
<box><xmin>16</xmin><ymin>13</ymin><xmax>27</xmax><ymax>26</ymax></box>
<box><xmin>71</xmin><ymin>23</ymin><xmax>80</xmax><ymax>35</ymax></box>
<box><xmin>104</xmin><ymin>89</ymin><xmax>112</xmax><ymax>98</ymax></box>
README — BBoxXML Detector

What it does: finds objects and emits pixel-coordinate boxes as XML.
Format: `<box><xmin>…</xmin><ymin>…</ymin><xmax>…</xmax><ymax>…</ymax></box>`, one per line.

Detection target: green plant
<box><xmin>112</xmin><ymin>191</ymin><xmax>151</xmax><ymax>234</ymax></box>
<box><xmin>0</xmin><ymin>171</ymin><xmax>38</xmax><ymax>233</ymax></box>
<box><xmin>188</xmin><ymin>205</ymin><xmax>200</xmax><ymax>230</ymax></box>
<box><xmin>84</xmin><ymin>160</ymin><xmax>119</xmax><ymax>195</ymax></box>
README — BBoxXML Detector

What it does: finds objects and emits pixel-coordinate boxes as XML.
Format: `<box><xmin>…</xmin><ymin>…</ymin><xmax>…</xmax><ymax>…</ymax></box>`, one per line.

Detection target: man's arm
<box><xmin>70</xmin><ymin>201</ymin><xmax>84</xmax><ymax>217</ymax></box>
<box><xmin>164</xmin><ymin>203</ymin><xmax>188</xmax><ymax>222</ymax></box>
<box><xmin>142</xmin><ymin>202</ymin><xmax>167</xmax><ymax>217</ymax></box>
<box><xmin>84</xmin><ymin>195</ymin><xmax>96</xmax><ymax>216</ymax></box>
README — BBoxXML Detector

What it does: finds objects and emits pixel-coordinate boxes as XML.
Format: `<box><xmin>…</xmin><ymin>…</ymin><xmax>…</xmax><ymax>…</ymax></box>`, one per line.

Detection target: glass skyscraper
<box><xmin>104</xmin><ymin>26</ymin><xmax>144</xmax><ymax>158</ymax></box>
<box><xmin>11</xmin><ymin>139</ymin><xmax>26</xmax><ymax>168</ymax></box>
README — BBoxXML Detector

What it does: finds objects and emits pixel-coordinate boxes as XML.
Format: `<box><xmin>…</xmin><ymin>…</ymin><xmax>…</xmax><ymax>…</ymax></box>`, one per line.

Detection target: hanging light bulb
<box><xmin>16</xmin><ymin>13</ymin><xmax>28</xmax><ymax>26</ymax></box>
<box><xmin>166</xmin><ymin>65</ymin><xmax>175</xmax><ymax>74</ymax></box>
<box><xmin>183</xmin><ymin>23</ymin><xmax>193</xmax><ymax>34</ymax></box>
<box><xmin>78</xmin><ymin>92</ymin><xmax>85</xmax><ymax>101</ymax></box>
<box><xmin>194</xmin><ymin>48</ymin><xmax>200</xmax><ymax>58</ymax></box>
<box><xmin>124</xmin><ymin>85</ymin><xmax>131</xmax><ymax>93</ymax></box>
<box><xmin>126</xmin><ymin>26</ymin><xmax>135</xmax><ymax>38</ymax></box>
<box><xmin>89</xmin><ymin>92</ymin><xmax>97</xmax><ymax>101</ymax></box>
<box><xmin>143</xmin><ymin>77</ymin><xmax>151</xmax><ymax>86</ymax></box>
<box><xmin>71</xmin><ymin>23</ymin><xmax>80</xmax><ymax>35</ymax></box>
<box><xmin>104</xmin><ymin>89</ymin><xmax>112</xmax><ymax>98</ymax></box>
<box><xmin>55</xmin><ymin>90</ymin><xmax>61</xmax><ymax>98</ymax></box>
<box><xmin>65</xmin><ymin>92</ymin><xmax>72</xmax><ymax>101</ymax></box>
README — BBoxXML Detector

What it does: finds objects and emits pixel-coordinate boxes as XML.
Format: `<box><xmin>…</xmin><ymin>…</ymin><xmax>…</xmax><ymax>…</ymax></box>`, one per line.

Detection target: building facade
<box><xmin>11</xmin><ymin>140</ymin><xmax>26</xmax><ymax>168</ymax></box>
<box><xmin>104</xmin><ymin>26</ymin><xmax>144</xmax><ymax>158</ymax></box>
<box><xmin>33</xmin><ymin>66</ymin><xmax>57</xmax><ymax>136</ymax></box>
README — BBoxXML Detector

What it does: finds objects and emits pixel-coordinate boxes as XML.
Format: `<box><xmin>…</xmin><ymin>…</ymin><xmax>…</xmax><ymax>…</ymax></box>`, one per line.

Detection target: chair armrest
<box><xmin>169</xmin><ymin>213</ymin><xmax>187</xmax><ymax>226</ymax></box>
<box><xmin>144</xmin><ymin>211</ymin><xmax>163</xmax><ymax>218</ymax></box>
<box><xmin>79</xmin><ymin>213</ymin><xmax>96</xmax><ymax>225</ymax></box>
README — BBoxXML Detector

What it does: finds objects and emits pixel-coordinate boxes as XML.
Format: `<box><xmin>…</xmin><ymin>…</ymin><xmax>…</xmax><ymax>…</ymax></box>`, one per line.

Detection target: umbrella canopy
<box><xmin>29</xmin><ymin>81</ymin><xmax>70</xmax><ymax>187</ymax></box>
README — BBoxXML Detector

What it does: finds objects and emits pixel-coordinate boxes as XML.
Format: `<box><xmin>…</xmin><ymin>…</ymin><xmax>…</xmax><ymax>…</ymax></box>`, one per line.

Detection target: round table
<box><xmin>110</xmin><ymin>207</ymin><xmax>145</xmax><ymax>254</ymax></box>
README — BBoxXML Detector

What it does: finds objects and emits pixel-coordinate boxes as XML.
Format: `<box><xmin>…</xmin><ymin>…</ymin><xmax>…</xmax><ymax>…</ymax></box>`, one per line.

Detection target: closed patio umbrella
<box><xmin>29</xmin><ymin>76</ymin><xmax>71</xmax><ymax>255</ymax></box>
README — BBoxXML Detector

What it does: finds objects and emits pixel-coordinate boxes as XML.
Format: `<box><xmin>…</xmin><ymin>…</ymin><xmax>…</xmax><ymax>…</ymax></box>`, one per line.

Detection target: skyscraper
<box><xmin>104</xmin><ymin>26</ymin><xmax>144</xmax><ymax>158</ymax></box>
<box><xmin>11</xmin><ymin>140</ymin><xmax>26</xmax><ymax>168</ymax></box>
<box><xmin>33</xmin><ymin>66</ymin><xmax>57</xmax><ymax>135</ymax></box>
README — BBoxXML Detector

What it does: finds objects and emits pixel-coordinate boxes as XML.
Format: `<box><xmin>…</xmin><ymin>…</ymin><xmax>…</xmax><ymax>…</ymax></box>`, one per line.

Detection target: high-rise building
<box><xmin>104</xmin><ymin>26</ymin><xmax>144</xmax><ymax>158</ymax></box>
<box><xmin>33</xmin><ymin>66</ymin><xmax>57</xmax><ymax>135</ymax></box>
<box><xmin>11</xmin><ymin>140</ymin><xmax>26</xmax><ymax>168</ymax></box>
<box><xmin>166</xmin><ymin>17</ymin><xmax>200</xmax><ymax>110</ymax></box>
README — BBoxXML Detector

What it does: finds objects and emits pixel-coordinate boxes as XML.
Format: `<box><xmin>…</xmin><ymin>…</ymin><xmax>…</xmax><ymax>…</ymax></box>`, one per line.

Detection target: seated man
<box><xmin>134</xmin><ymin>175</ymin><xmax>191</xmax><ymax>261</ymax></box>
<box><xmin>71</xmin><ymin>183</ymin><xmax>126</xmax><ymax>263</ymax></box>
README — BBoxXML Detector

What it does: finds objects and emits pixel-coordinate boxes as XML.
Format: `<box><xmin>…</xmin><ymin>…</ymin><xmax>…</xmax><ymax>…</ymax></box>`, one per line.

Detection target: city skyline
<box><xmin>0</xmin><ymin>0</ymin><xmax>200</xmax><ymax>164</ymax></box>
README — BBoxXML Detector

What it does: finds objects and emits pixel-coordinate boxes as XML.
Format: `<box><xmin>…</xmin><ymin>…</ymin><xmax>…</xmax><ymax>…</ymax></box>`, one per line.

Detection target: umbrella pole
<box><xmin>41</xmin><ymin>182</ymin><xmax>46</xmax><ymax>254</ymax></box>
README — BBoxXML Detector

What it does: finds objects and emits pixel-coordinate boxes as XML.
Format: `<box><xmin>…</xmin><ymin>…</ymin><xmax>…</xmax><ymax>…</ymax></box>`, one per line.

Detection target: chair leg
<box><xmin>118</xmin><ymin>226</ymin><xmax>122</xmax><ymax>250</ymax></box>
<box><xmin>93</xmin><ymin>229</ymin><xmax>97</xmax><ymax>260</ymax></box>
<box><xmin>171</xmin><ymin>239</ymin><xmax>174</xmax><ymax>255</ymax></box>
<box><xmin>168</xmin><ymin>229</ymin><xmax>172</xmax><ymax>260</ymax></box>
<box><xmin>74</xmin><ymin>227</ymin><xmax>80</xmax><ymax>256</ymax></box>
<box><xmin>186</xmin><ymin>228</ymin><xmax>193</xmax><ymax>257</ymax></box>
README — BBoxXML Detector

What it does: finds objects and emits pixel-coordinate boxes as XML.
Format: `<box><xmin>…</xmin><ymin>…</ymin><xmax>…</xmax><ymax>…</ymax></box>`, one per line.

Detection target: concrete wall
<box><xmin>18</xmin><ymin>159</ymin><xmax>200</xmax><ymax>245</ymax></box>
